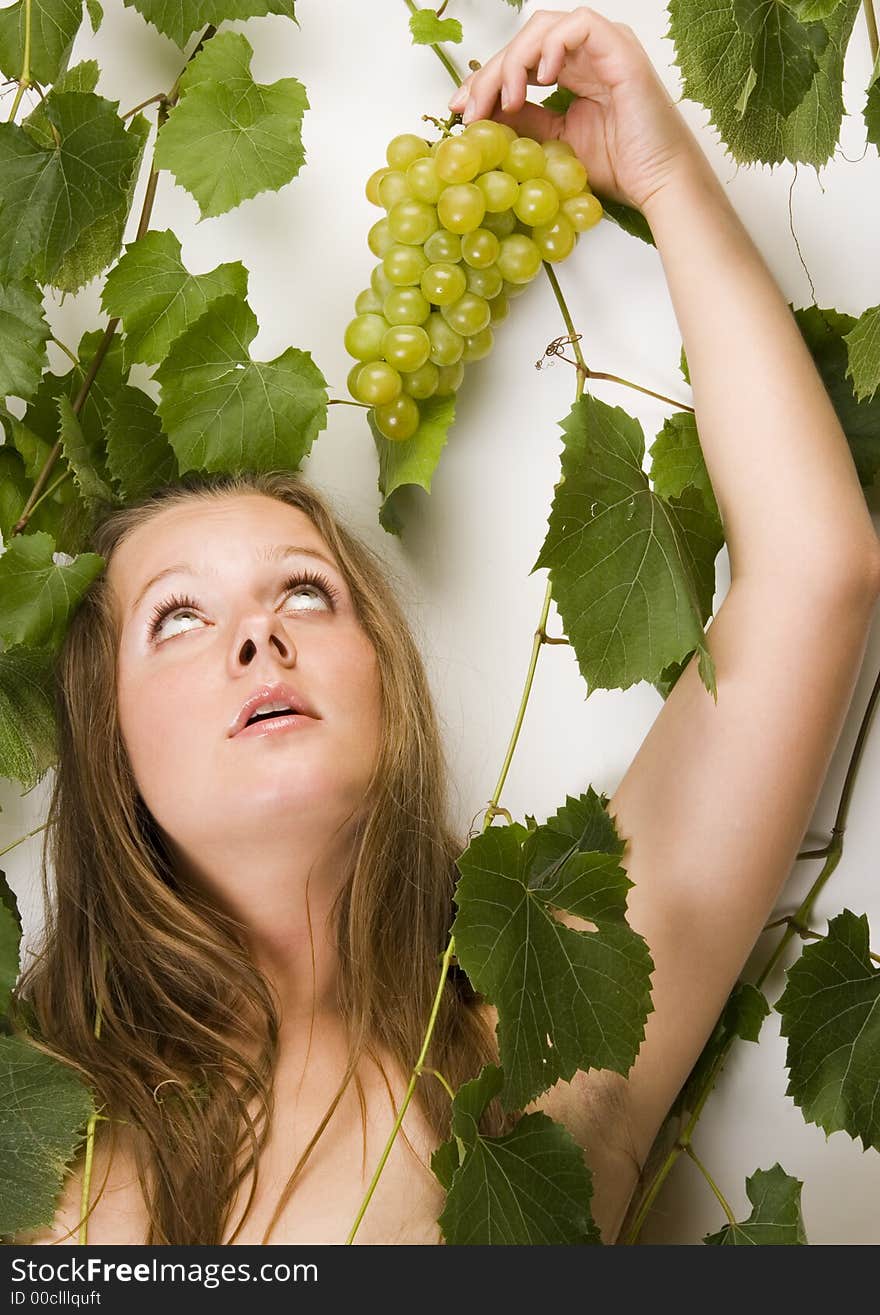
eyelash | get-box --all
[147,570,341,641]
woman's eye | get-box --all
[283,585,330,612]
[155,610,203,640]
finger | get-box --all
[452,10,561,120]
[491,102,563,147]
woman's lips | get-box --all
[233,713,319,739]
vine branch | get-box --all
[864,0,878,63]
[6,0,32,122]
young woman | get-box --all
[12,6,879,1246]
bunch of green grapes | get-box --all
[345,118,603,442]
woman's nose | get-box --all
[234,615,295,667]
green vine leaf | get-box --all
[102,229,249,368]
[451,790,655,1111]
[668,0,859,167]
[431,1063,602,1245]
[154,30,308,220]
[0,446,31,541]
[842,304,880,405]
[57,395,118,508]
[0,90,141,287]
[0,279,50,403]
[124,0,297,48]
[648,411,721,524]
[679,343,691,385]
[0,1034,95,1239]
[105,385,179,500]
[154,293,328,474]
[533,394,721,698]
[409,9,463,44]
[794,304,880,489]
[732,0,828,118]
[0,646,58,794]
[0,869,21,1019]
[784,0,845,18]
[0,0,86,87]
[703,1164,808,1244]
[367,393,455,536]
[776,908,880,1151]
[592,194,656,247]
[671,982,771,1122]
[0,532,104,652]
[865,49,880,146]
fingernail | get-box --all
[448,85,467,110]
[537,58,547,81]
[500,84,510,110]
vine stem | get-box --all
[403,0,465,85]
[0,821,47,860]
[864,0,879,63]
[623,660,880,1243]
[6,0,31,122]
[683,1143,738,1228]
[10,26,217,539]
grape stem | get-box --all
[6,0,32,122]
[403,0,466,84]
[863,0,878,62]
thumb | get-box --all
[488,101,564,147]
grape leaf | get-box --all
[502,0,525,9]
[680,343,691,385]
[0,279,50,403]
[842,304,880,404]
[0,646,58,794]
[0,446,30,540]
[541,87,577,113]
[671,982,771,1122]
[668,0,859,167]
[865,50,880,146]
[57,395,118,508]
[591,193,655,247]
[776,908,880,1151]
[0,90,140,286]
[368,393,455,536]
[793,304,880,489]
[0,869,21,1019]
[105,384,179,500]
[431,1063,602,1245]
[154,293,328,474]
[785,0,845,18]
[533,394,721,698]
[704,1164,808,1244]
[0,0,85,87]
[0,532,104,652]
[409,10,463,44]
[648,411,721,524]
[102,228,249,367]
[154,30,308,219]
[450,791,654,1111]
[732,0,828,117]
[86,0,102,30]
[124,0,297,48]
[0,1034,95,1238]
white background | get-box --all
[2,0,879,1244]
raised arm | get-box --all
[452,5,880,1236]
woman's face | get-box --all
[109,493,383,861]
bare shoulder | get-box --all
[475,1000,642,1245]
[11,1126,149,1246]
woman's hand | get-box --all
[448,5,705,214]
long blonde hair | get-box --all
[10,469,516,1244]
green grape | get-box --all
[503,137,547,182]
[388,199,439,245]
[497,122,517,144]
[383,243,429,286]
[434,134,483,184]
[424,229,462,263]
[377,170,410,209]
[531,214,576,262]
[462,326,494,362]
[354,360,403,406]
[462,118,510,171]
[496,233,542,284]
[401,360,440,399]
[420,261,467,306]
[561,192,604,231]
[406,156,444,204]
[355,287,384,315]
[344,312,389,362]
[381,323,431,372]
[475,169,519,213]
[374,394,420,441]
[437,183,486,234]
[543,152,588,199]
[461,228,500,269]
[386,133,430,170]
[347,362,364,398]
[425,311,464,365]
[513,178,560,226]
[488,291,510,323]
[371,263,395,299]
[542,138,575,158]
[367,217,395,258]
[441,292,490,337]
[384,286,431,325]
[480,208,517,238]
[366,167,389,206]
[465,263,503,300]
[435,360,464,394]
[502,278,527,299]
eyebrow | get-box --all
[129,544,342,618]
